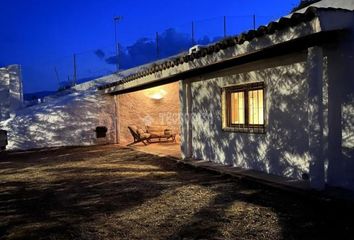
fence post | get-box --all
[191,21,195,46]
[54,67,60,87]
[73,54,77,85]
[156,32,160,59]
[253,14,256,30]
[114,16,123,72]
[224,16,227,38]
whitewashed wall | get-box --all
[181,53,310,180]
[323,26,354,191]
[180,40,354,191]
[299,0,354,12]
[0,71,151,151]
[0,65,23,121]
[1,89,116,150]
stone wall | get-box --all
[117,81,180,144]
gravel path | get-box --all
[0,145,353,240]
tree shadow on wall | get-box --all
[3,90,116,150]
[188,53,310,180]
[183,26,354,187]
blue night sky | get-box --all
[0,0,299,93]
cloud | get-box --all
[94,49,106,60]
[105,28,219,70]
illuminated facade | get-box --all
[101,5,354,192]
[3,1,354,192]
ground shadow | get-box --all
[0,145,354,240]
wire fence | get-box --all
[23,14,278,95]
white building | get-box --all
[101,2,354,191]
[2,0,354,192]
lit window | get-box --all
[223,82,265,133]
[230,92,245,124]
[248,89,264,125]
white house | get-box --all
[100,2,354,191]
[2,0,354,192]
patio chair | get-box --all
[127,125,151,146]
[146,125,177,143]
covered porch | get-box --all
[115,81,181,158]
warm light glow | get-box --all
[149,90,167,100]
[144,86,167,100]
[231,92,245,124]
[230,88,264,126]
[248,89,264,125]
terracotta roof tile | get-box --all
[99,7,352,90]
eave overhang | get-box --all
[99,7,353,95]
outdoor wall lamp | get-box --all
[149,89,167,100]
[145,87,167,100]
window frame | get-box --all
[223,82,266,133]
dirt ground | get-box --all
[0,145,353,240]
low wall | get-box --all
[0,65,23,121]
[2,90,116,150]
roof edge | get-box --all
[99,7,351,91]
